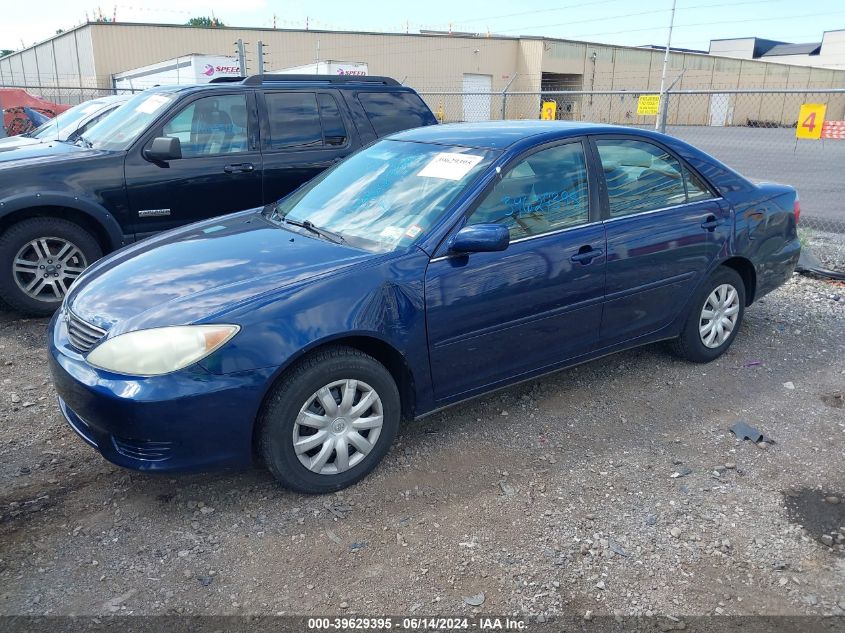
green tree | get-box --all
[0,49,14,57]
[186,16,225,27]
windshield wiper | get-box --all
[282,217,346,245]
[75,136,93,148]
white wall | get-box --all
[709,39,757,60]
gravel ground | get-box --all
[803,229,845,273]
[1,249,843,619]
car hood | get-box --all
[0,140,106,166]
[0,135,43,152]
[68,211,374,334]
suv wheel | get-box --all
[0,217,102,316]
[258,345,401,494]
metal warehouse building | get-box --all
[1,21,844,125]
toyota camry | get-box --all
[48,121,801,493]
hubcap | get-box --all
[699,283,740,349]
[13,237,87,303]
[292,379,384,475]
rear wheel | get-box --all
[258,346,401,494]
[0,217,101,316]
[672,266,746,363]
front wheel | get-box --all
[0,217,101,316]
[258,346,401,493]
[671,266,746,363]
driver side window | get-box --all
[466,142,590,240]
[161,94,249,158]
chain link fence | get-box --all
[0,85,138,107]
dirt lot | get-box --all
[1,249,843,620]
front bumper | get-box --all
[48,312,277,472]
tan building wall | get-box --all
[87,23,522,93]
[1,22,843,124]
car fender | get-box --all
[666,215,741,336]
[203,253,436,415]
[0,191,125,250]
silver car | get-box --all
[0,94,130,152]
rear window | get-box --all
[357,91,435,137]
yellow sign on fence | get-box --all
[540,101,557,120]
[796,103,827,140]
[637,94,661,116]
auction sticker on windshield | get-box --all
[379,226,404,240]
[418,152,484,180]
[135,94,171,114]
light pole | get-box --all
[655,0,677,132]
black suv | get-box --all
[0,75,437,315]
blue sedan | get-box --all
[48,121,801,493]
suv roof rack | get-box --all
[209,76,246,83]
[240,74,400,86]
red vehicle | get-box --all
[0,88,71,136]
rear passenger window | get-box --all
[596,139,686,217]
[357,92,434,136]
[317,94,348,146]
[265,92,322,149]
[467,142,590,240]
[685,166,714,202]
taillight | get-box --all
[793,198,801,224]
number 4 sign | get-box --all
[796,103,827,140]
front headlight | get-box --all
[86,325,240,376]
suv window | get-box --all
[265,92,323,149]
[317,94,348,146]
[162,94,248,157]
[467,142,590,240]
[357,92,434,136]
[596,139,711,217]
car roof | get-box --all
[148,78,413,96]
[389,120,664,150]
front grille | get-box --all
[66,311,107,353]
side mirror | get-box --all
[449,224,510,254]
[144,136,182,162]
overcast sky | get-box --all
[1,0,843,54]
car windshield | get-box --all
[31,100,106,141]
[269,139,497,252]
[78,91,176,151]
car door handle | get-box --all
[701,215,721,231]
[223,163,255,173]
[570,246,604,264]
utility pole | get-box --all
[235,38,246,76]
[655,0,677,132]
[257,41,265,76]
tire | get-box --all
[0,217,102,317]
[671,266,746,363]
[258,345,401,494]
